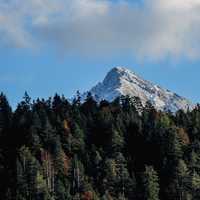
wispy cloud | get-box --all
[1,0,200,60]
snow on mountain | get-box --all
[82,67,194,112]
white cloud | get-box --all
[1,0,200,60]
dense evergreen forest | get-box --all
[1,91,200,200]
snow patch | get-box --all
[81,67,194,112]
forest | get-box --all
[1,92,200,200]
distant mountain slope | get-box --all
[81,67,194,112]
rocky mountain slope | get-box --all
[82,67,194,112]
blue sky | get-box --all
[0,0,200,107]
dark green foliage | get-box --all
[1,93,200,199]
[142,166,160,200]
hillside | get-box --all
[0,92,200,200]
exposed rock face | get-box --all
[82,67,194,112]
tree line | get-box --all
[0,92,200,200]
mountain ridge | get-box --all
[81,66,194,112]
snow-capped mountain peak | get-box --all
[82,67,194,112]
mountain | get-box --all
[81,67,194,112]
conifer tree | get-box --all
[174,160,190,200]
[142,166,160,200]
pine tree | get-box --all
[16,146,43,200]
[114,153,135,199]
[0,93,12,199]
[190,170,200,199]
[111,129,124,154]
[142,166,160,200]
[174,160,190,200]
[71,123,85,155]
[35,171,52,200]
[166,127,183,164]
